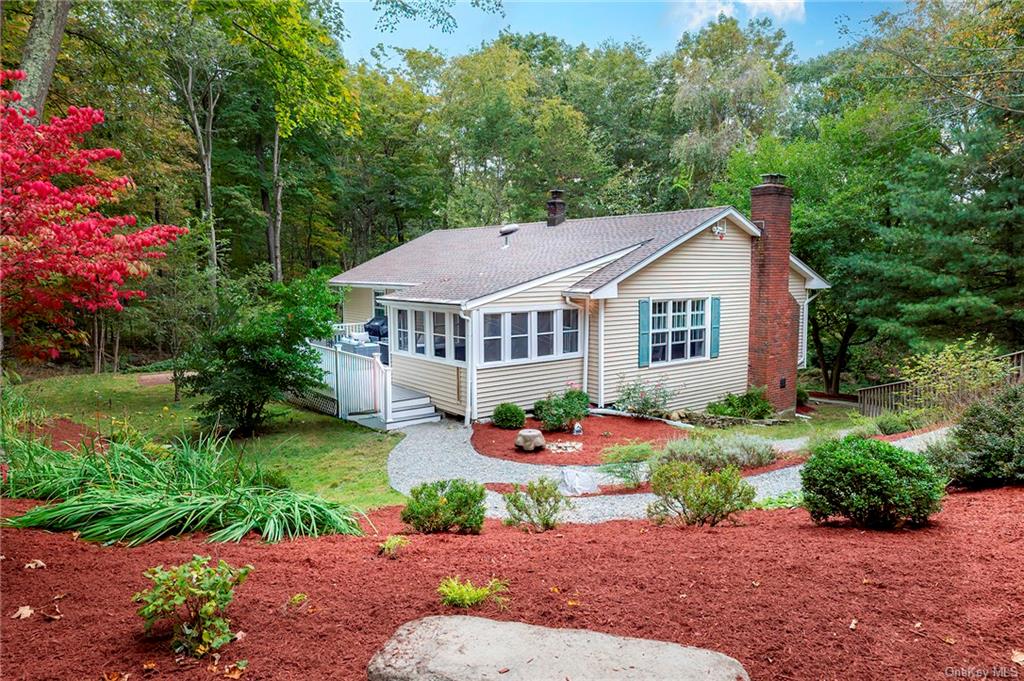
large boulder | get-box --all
[367,615,749,681]
[558,468,600,495]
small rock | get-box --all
[558,469,600,496]
[514,429,545,452]
[367,615,750,681]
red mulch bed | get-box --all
[3,489,1023,680]
[21,417,98,451]
[873,422,952,443]
[472,415,685,466]
[809,391,859,402]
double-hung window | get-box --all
[452,314,467,362]
[561,309,579,353]
[483,313,503,363]
[413,311,426,355]
[509,312,530,360]
[651,298,707,364]
[432,312,447,358]
[480,307,582,364]
[396,309,409,352]
[536,311,555,357]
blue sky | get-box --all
[335,0,905,64]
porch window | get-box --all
[651,298,708,364]
[396,309,409,352]
[483,313,503,362]
[561,309,579,353]
[536,311,555,357]
[510,312,530,360]
[452,314,467,362]
[413,311,426,355]
[432,311,447,358]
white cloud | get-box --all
[668,0,806,33]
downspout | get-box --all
[564,295,588,394]
[460,309,474,427]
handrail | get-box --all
[857,349,1023,416]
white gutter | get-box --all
[460,309,475,426]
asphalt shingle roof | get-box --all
[329,206,732,303]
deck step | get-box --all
[384,413,441,430]
[392,395,432,410]
[390,404,438,420]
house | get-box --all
[327,174,829,429]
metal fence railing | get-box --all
[857,350,1024,417]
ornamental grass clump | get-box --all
[647,461,754,527]
[599,440,656,487]
[133,555,251,658]
[503,477,572,531]
[437,576,508,608]
[801,436,946,529]
[659,434,775,472]
[1,432,362,544]
[400,479,486,534]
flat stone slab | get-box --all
[367,615,749,681]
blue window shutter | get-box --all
[710,297,721,359]
[637,298,651,367]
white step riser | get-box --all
[390,405,438,420]
[385,414,441,430]
[392,396,432,410]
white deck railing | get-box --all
[307,341,392,422]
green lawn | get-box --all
[17,373,406,509]
[695,403,861,443]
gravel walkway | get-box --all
[387,419,947,524]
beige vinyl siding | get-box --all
[586,299,599,397]
[476,358,584,417]
[342,286,374,323]
[390,353,467,416]
[601,223,752,411]
[492,265,603,307]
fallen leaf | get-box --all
[914,622,922,628]
[943,636,957,645]
[223,668,244,680]
[234,630,247,642]
[142,661,157,672]
[24,559,46,569]
[10,605,33,620]
[751,581,761,588]
[101,673,129,681]
[549,586,560,593]
[498,668,510,674]
[566,599,580,607]
[39,604,62,621]
[1010,650,1024,666]
[849,619,857,630]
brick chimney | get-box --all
[546,189,566,226]
[748,173,798,413]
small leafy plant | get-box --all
[133,555,252,658]
[400,479,486,534]
[377,534,411,558]
[533,389,589,432]
[437,576,509,608]
[751,491,803,510]
[801,436,946,529]
[647,461,754,527]
[706,386,775,419]
[503,477,572,531]
[492,403,526,429]
[599,440,656,487]
[615,377,675,417]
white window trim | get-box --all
[648,295,712,367]
[476,304,584,367]
[388,303,468,367]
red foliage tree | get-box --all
[0,70,187,358]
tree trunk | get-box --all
[269,122,284,282]
[112,327,120,374]
[17,0,72,119]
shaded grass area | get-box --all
[16,373,405,509]
[695,403,859,444]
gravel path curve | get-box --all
[386,419,947,524]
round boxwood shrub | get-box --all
[492,402,526,429]
[400,479,486,534]
[801,436,946,529]
[943,384,1024,487]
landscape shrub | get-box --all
[133,555,252,657]
[599,440,656,487]
[937,384,1024,487]
[659,434,776,472]
[647,461,754,527]
[800,436,946,529]
[503,477,572,531]
[2,433,361,544]
[615,377,674,417]
[377,534,411,559]
[705,386,775,419]
[437,576,508,608]
[400,479,486,534]
[873,408,936,436]
[492,402,526,429]
[900,335,1012,418]
[534,390,588,432]
[796,385,810,407]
